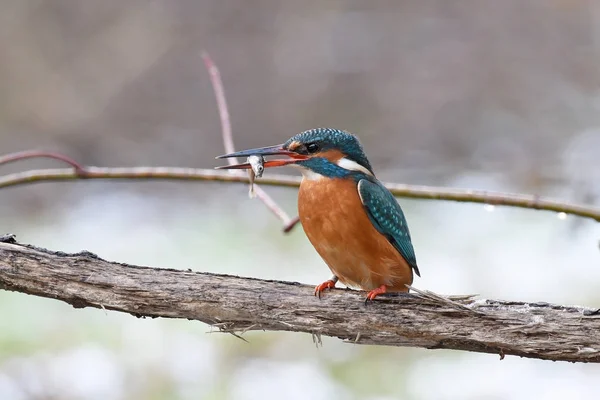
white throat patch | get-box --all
[336,157,373,176]
[300,169,325,181]
[291,164,324,181]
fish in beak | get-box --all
[215,144,308,170]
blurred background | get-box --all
[1,1,600,399]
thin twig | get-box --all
[283,216,301,233]
[201,52,236,161]
[202,52,298,231]
[0,150,86,174]
[406,285,483,314]
[0,166,598,222]
[208,322,250,343]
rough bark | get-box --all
[1,235,599,363]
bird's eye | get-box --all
[306,143,320,154]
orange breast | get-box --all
[298,177,413,292]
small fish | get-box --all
[247,155,265,198]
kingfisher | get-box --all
[216,128,420,302]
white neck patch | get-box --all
[337,157,373,176]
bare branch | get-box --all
[0,166,598,222]
[0,150,86,174]
[202,52,236,160]
[1,238,600,363]
[202,51,297,231]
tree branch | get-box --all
[1,237,600,363]
[1,54,598,225]
[0,150,86,173]
[202,52,297,230]
[0,166,599,222]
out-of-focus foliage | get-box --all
[1,1,600,399]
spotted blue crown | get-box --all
[285,128,374,174]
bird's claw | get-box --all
[314,279,337,299]
[364,285,388,305]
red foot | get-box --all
[365,285,388,304]
[314,280,336,298]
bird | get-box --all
[216,128,420,302]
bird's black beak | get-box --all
[215,144,308,170]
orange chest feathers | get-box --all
[297,177,413,291]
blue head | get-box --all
[216,128,374,179]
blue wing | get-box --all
[357,178,420,277]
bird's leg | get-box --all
[314,275,338,299]
[365,284,388,304]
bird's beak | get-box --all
[215,144,308,170]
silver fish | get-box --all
[247,155,265,198]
